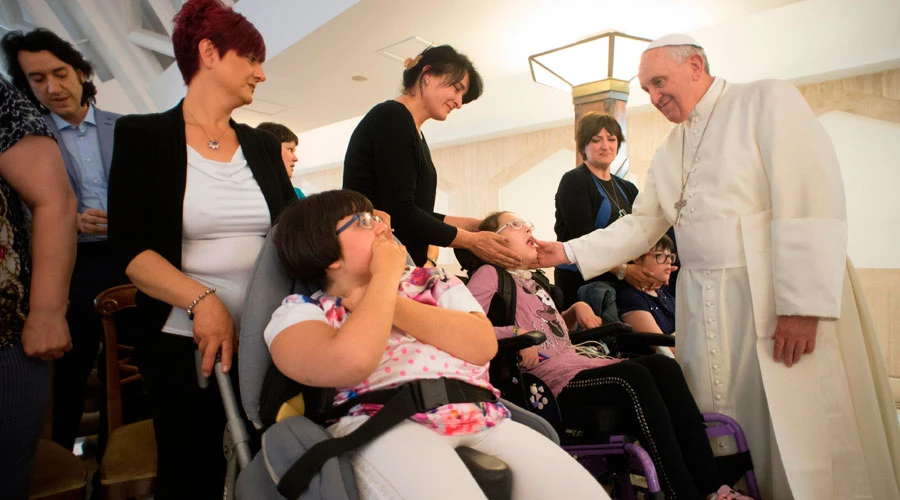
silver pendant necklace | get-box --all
[596,174,627,219]
[674,80,727,226]
[184,106,227,151]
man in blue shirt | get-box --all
[2,28,128,452]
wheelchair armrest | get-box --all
[497,331,546,353]
[617,332,676,349]
[568,322,632,344]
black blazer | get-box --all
[108,100,295,336]
[554,163,639,243]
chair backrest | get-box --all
[240,227,312,429]
[94,284,139,437]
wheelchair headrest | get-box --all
[240,225,320,429]
[453,247,486,276]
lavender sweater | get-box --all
[467,266,619,396]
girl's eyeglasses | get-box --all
[650,252,677,264]
[495,219,535,234]
[336,212,384,234]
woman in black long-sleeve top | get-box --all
[343,45,519,268]
[107,1,293,497]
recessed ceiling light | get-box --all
[351,75,368,82]
[376,36,432,63]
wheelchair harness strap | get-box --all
[486,265,554,327]
[276,378,496,499]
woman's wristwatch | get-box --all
[616,263,628,280]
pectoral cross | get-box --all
[674,197,687,226]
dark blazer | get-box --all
[42,106,120,205]
[107,100,295,336]
[554,163,639,243]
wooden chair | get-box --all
[28,364,86,500]
[94,284,156,500]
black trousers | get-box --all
[136,331,227,500]
[53,240,128,450]
[557,354,722,499]
[0,345,50,500]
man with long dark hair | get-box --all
[2,28,128,453]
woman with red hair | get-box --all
[108,0,294,497]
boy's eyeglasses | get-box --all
[650,252,677,264]
[495,219,535,234]
[336,212,384,235]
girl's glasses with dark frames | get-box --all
[495,219,535,234]
[650,252,677,264]
[336,212,384,235]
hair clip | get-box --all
[403,54,423,70]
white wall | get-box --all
[498,148,575,241]
[820,111,900,268]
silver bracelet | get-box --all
[186,287,216,320]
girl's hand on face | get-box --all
[573,302,603,329]
[340,285,368,311]
[370,234,407,281]
[518,346,540,369]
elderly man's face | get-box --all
[638,48,702,124]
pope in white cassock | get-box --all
[538,34,900,499]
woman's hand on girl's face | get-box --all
[624,264,665,291]
[573,302,603,329]
[370,234,407,280]
[470,231,522,269]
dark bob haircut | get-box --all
[274,190,374,290]
[477,211,509,233]
[1,28,97,112]
[402,44,483,104]
[172,0,266,85]
[575,112,625,160]
[650,234,675,254]
[257,122,298,144]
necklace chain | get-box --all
[595,174,627,219]
[674,80,727,226]
[184,106,227,151]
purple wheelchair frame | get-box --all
[564,412,761,500]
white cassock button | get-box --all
[706,285,712,290]
[714,380,721,385]
[711,349,719,354]
[690,208,695,213]
[706,301,712,306]
[712,364,720,370]
[694,128,700,134]
[708,334,716,340]
[715,395,722,401]
[707,318,713,324]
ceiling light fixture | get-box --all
[528,30,650,169]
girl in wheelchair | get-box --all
[263,190,609,500]
[466,211,751,500]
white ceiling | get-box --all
[241,0,800,132]
[5,0,899,172]
[231,0,900,171]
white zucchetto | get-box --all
[645,34,703,51]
